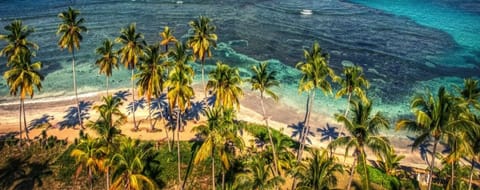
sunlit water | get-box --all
[0,0,478,125]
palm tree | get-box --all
[116,23,146,131]
[71,137,107,190]
[165,53,195,189]
[95,39,119,95]
[456,78,480,110]
[109,137,157,190]
[0,20,38,64]
[4,51,43,141]
[207,61,243,110]
[329,98,391,190]
[464,113,480,190]
[295,41,336,163]
[335,65,369,118]
[246,62,281,177]
[187,16,218,96]
[396,87,459,190]
[160,26,177,52]
[57,6,87,128]
[294,148,343,190]
[235,156,284,190]
[136,44,165,131]
[88,95,126,189]
[376,148,405,177]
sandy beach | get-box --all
[0,84,429,170]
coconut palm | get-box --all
[109,137,157,190]
[136,44,165,131]
[376,148,405,177]
[165,54,195,188]
[295,41,336,163]
[160,26,177,52]
[464,113,480,190]
[71,137,107,190]
[57,6,87,128]
[294,148,343,190]
[235,156,284,190]
[116,23,146,131]
[456,78,480,111]
[207,61,243,110]
[88,95,126,189]
[0,20,38,64]
[335,65,369,118]
[187,16,218,95]
[95,39,119,95]
[396,87,459,190]
[246,62,281,177]
[4,51,43,141]
[328,98,390,190]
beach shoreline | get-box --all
[0,84,430,170]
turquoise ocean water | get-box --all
[0,0,478,121]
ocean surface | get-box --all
[0,0,479,121]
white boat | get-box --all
[301,9,312,15]
[176,1,183,4]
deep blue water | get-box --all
[0,0,478,118]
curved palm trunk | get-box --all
[18,97,23,141]
[260,92,279,177]
[212,147,216,190]
[22,99,30,140]
[177,110,183,190]
[131,68,138,131]
[427,139,439,190]
[72,50,83,129]
[468,158,475,190]
[347,153,358,190]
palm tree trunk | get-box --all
[149,99,154,131]
[89,167,93,190]
[427,139,439,190]
[18,97,23,141]
[106,76,109,96]
[72,49,83,129]
[106,167,110,190]
[22,98,30,140]
[347,153,357,190]
[160,109,172,152]
[212,147,216,190]
[340,92,352,136]
[222,170,225,190]
[260,92,279,177]
[201,58,206,98]
[177,110,183,190]
[131,68,137,131]
[468,158,474,190]
[359,149,369,190]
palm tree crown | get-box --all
[116,23,145,70]
[4,52,43,99]
[57,7,87,52]
[0,20,38,63]
[207,61,243,110]
[294,148,343,190]
[160,26,177,52]
[187,16,218,63]
[247,62,279,101]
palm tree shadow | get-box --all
[407,136,432,166]
[287,121,314,145]
[58,101,92,129]
[185,100,206,122]
[113,90,131,101]
[206,94,216,107]
[0,156,52,190]
[28,114,54,130]
[127,97,146,116]
[317,123,340,142]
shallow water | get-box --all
[0,0,478,122]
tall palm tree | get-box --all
[116,23,146,131]
[329,98,391,190]
[187,16,218,96]
[57,6,87,128]
[396,87,459,190]
[335,65,369,118]
[88,95,126,190]
[71,137,107,190]
[235,156,284,190]
[376,148,405,177]
[294,148,343,190]
[456,78,480,110]
[165,54,195,189]
[295,41,336,163]
[0,20,38,64]
[207,61,243,110]
[136,44,165,131]
[464,113,480,190]
[247,62,280,177]
[160,26,177,52]
[95,39,119,95]
[109,137,157,190]
[4,51,43,141]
